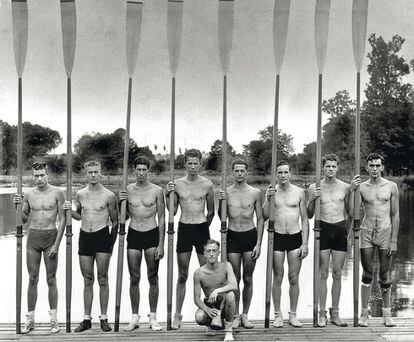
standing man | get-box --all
[263,160,309,328]
[350,153,399,327]
[218,159,264,329]
[118,156,165,331]
[307,154,358,327]
[194,239,237,342]
[63,160,118,332]
[13,161,66,334]
[166,149,215,329]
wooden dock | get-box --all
[0,318,413,341]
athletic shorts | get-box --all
[176,222,210,254]
[273,231,302,252]
[227,228,257,253]
[127,227,159,250]
[320,220,348,252]
[78,226,112,256]
[27,228,57,253]
[360,225,392,250]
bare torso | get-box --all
[24,185,63,229]
[127,182,161,231]
[273,184,303,234]
[176,176,213,224]
[227,184,260,231]
[197,262,228,298]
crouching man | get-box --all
[193,239,238,341]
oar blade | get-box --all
[218,0,234,75]
[12,0,28,77]
[167,0,183,76]
[273,0,290,75]
[314,0,331,74]
[126,1,143,78]
[60,0,77,78]
[352,0,368,72]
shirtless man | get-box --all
[350,153,399,327]
[307,154,358,327]
[194,239,237,341]
[166,148,215,329]
[118,156,165,331]
[263,160,309,328]
[13,162,65,334]
[63,160,118,332]
[218,159,264,328]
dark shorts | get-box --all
[127,227,159,251]
[78,226,112,256]
[227,228,257,253]
[203,297,225,327]
[273,231,302,252]
[320,220,348,252]
[176,222,210,254]
[27,228,57,253]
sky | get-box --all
[0,0,413,155]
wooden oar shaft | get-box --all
[65,77,73,333]
[220,75,228,262]
[353,72,361,327]
[265,74,280,328]
[313,73,323,327]
[167,76,176,330]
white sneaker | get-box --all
[273,312,283,328]
[50,320,61,333]
[171,313,182,330]
[21,315,34,334]
[124,315,140,331]
[231,315,240,329]
[148,313,162,331]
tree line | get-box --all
[1,34,413,176]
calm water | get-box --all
[0,189,413,323]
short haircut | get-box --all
[134,156,150,169]
[31,161,48,171]
[84,160,101,169]
[276,160,290,171]
[184,148,202,162]
[366,153,385,165]
[322,153,339,167]
[231,158,249,171]
[203,239,220,250]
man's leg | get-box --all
[329,250,347,326]
[96,252,111,331]
[172,252,191,329]
[125,248,142,331]
[75,255,94,332]
[286,248,302,327]
[43,249,60,333]
[272,251,285,327]
[378,249,395,327]
[359,247,374,327]
[227,252,241,327]
[145,247,162,331]
[318,249,331,327]
[223,292,236,341]
[240,251,256,328]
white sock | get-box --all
[132,313,140,321]
[100,314,107,320]
[49,309,57,321]
[27,311,35,321]
[83,314,92,320]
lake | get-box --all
[0,189,413,323]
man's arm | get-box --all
[108,192,119,247]
[71,192,82,221]
[49,190,66,258]
[388,182,400,255]
[21,193,30,224]
[252,190,264,260]
[165,181,179,215]
[299,190,309,259]
[205,182,215,227]
[217,189,228,221]
[155,187,166,260]
[306,183,317,218]
[193,270,215,315]
[262,186,273,220]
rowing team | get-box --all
[13,150,399,341]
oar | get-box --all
[218,0,234,262]
[166,0,183,330]
[114,1,143,332]
[264,0,291,328]
[351,0,368,327]
[11,0,28,334]
[59,0,76,332]
[313,0,331,327]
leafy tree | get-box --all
[151,159,166,174]
[175,154,185,169]
[243,126,294,175]
[206,139,236,171]
[297,142,316,173]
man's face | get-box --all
[86,165,101,184]
[204,243,220,264]
[185,157,201,176]
[276,165,290,184]
[323,160,338,178]
[33,169,48,188]
[366,158,384,179]
[135,164,148,182]
[232,164,247,183]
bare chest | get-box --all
[128,191,157,209]
[29,194,57,211]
